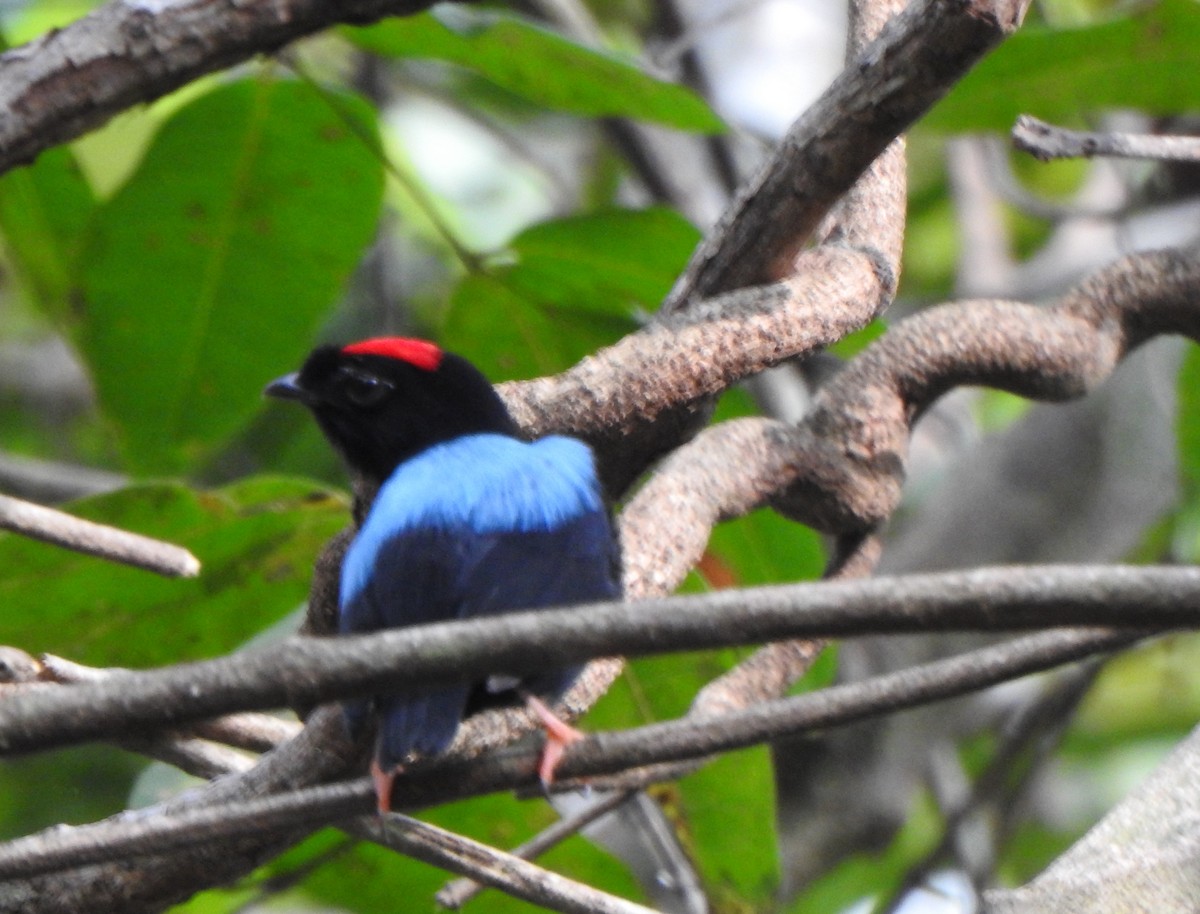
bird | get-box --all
[265,337,620,812]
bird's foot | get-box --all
[370,758,399,815]
[524,693,584,787]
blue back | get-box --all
[339,434,619,767]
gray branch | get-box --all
[1013,114,1200,163]
[0,564,1195,757]
[0,626,1142,881]
[0,494,199,578]
[0,0,442,176]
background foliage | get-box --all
[0,0,1198,911]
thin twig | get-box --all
[0,493,200,578]
[437,789,638,908]
[872,662,1101,914]
[1013,114,1200,163]
[353,813,657,914]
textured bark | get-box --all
[0,0,440,174]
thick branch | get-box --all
[769,248,1200,531]
[665,0,1028,305]
[0,564,1195,756]
[0,0,440,175]
[0,627,1143,881]
[498,0,1024,464]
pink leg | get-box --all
[370,758,397,815]
[525,694,584,786]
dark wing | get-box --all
[456,509,620,698]
[459,509,619,616]
[339,509,618,767]
[340,527,482,765]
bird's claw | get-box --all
[371,758,398,815]
[524,694,585,787]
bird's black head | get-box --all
[266,338,519,483]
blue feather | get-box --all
[340,434,603,608]
[338,433,618,769]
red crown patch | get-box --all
[343,337,443,371]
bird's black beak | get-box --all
[264,372,311,403]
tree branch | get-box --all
[0,705,357,914]
[0,493,199,577]
[0,0,442,176]
[0,564,1195,757]
[0,626,1144,881]
[664,0,1028,305]
[1013,114,1200,163]
[769,248,1200,531]
[498,0,1028,488]
[436,790,638,908]
[354,813,657,914]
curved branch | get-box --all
[498,0,1024,471]
[769,248,1200,530]
[665,0,1028,304]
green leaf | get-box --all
[704,508,827,588]
[0,746,144,842]
[997,820,1078,887]
[588,654,779,905]
[830,319,886,360]
[925,0,1200,132]
[681,748,779,906]
[0,476,347,667]
[347,9,725,133]
[1178,346,1200,493]
[444,207,699,381]
[1069,633,1200,745]
[0,145,95,322]
[75,78,385,474]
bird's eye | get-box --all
[338,369,393,408]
